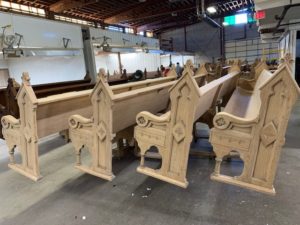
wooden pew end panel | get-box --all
[210,174,276,195]
[69,115,115,181]
[135,111,189,188]
[135,72,202,188]
[2,115,42,181]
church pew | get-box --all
[0,75,93,139]
[110,67,177,94]
[237,59,269,91]
[134,67,240,188]
[194,62,241,137]
[68,68,207,181]
[0,70,181,181]
[209,61,300,195]
[144,68,161,79]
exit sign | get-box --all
[255,10,266,20]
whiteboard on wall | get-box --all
[7,52,86,85]
[0,12,86,84]
[171,55,183,66]
[94,53,120,75]
[120,53,160,73]
[160,55,170,67]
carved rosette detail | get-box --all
[138,116,146,125]
[70,119,77,126]
[172,121,185,143]
[260,121,278,147]
[215,118,226,127]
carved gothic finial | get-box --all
[186,59,193,69]
[21,72,31,86]
[280,53,294,68]
[97,68,108,83]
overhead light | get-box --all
[207,6,217,14]
[222,21,229,26]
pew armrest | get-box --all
[135,111,171,149]
[1,115,20,129]
[213,112,258,130]
[136,111,171,127]
[69,115,92,129]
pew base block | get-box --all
[75,165,115,181]
[8,164,42,182]
[137,166,188,188]
[210,174,276,196]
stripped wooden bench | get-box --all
[134,67,240,188]
[1,71,178,181]
[209,62,300,195]
[68,68,207,181]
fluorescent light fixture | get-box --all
[237,8,248,12]
[235,13,247,24]
[207,6,217,14]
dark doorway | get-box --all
[296,31,300,86]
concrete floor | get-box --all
[0,100,299,225]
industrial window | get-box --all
[0,1,46,17]
[125,28,134,34]
[138,31,144,36]
[54,15,94,26]
[146,31,153,38]
[106,26,123,32]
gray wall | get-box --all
[160,21,222,59]
[225,24,260,41]
[159,22,260,61]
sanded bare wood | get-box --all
[69,79,175,180]
[0,68,183,181]
[195,61,241,131]
[1,74,93,181]
[237,59,269,91]
[0,76,93,139]
[134,66,240,188]
[111,68,177,94]
[68,66,207,181]
[209,61,300,195]
[144,68,161,79]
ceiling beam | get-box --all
[104,0,170,24]
[138,18,192,31]
[50,0,98,13]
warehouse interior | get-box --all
[0,0,300,225]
